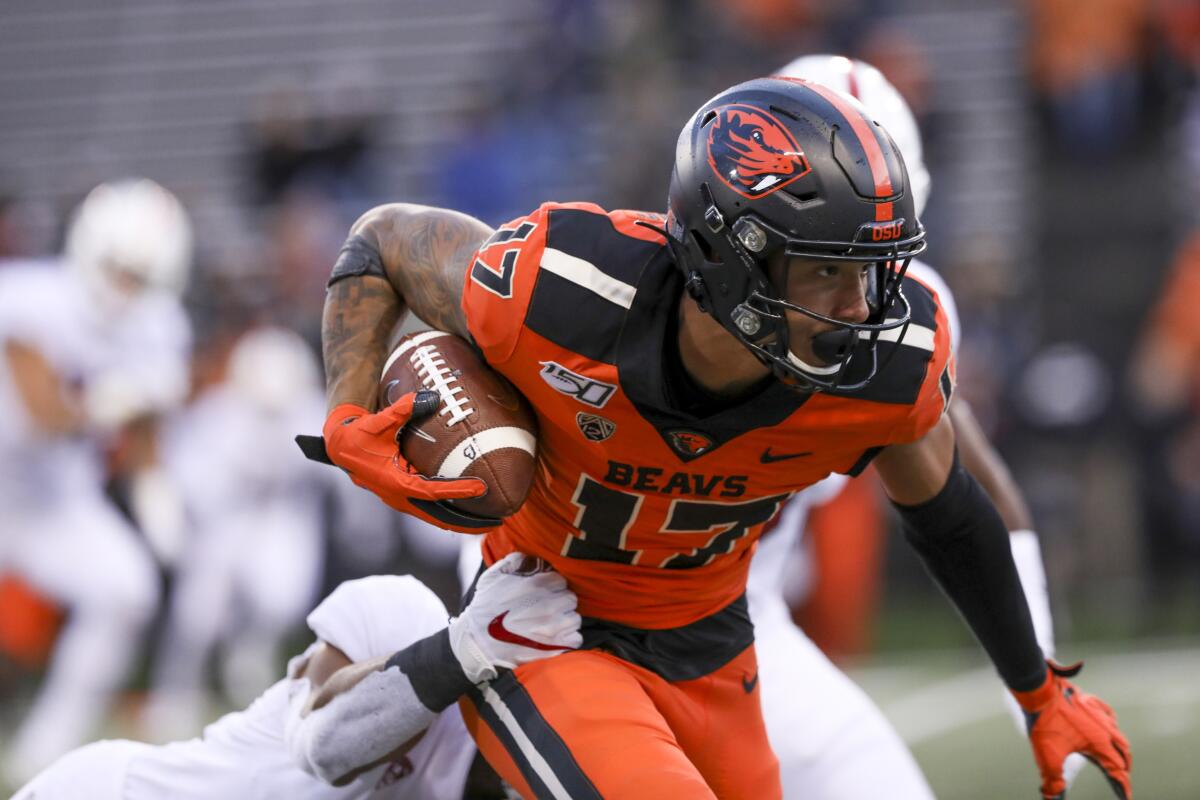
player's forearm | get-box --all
[287,628,474,785]
[322,274,403,412]
[894,453,1047,691]
[5,339,86,436]
[305,656,387,714]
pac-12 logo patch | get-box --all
[538,361,617,408]
[576,412,615,442]
[667,430,715,460]
[707,104,811,199]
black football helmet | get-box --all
[665,76,926,392]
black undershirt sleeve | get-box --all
[893,451,1047,692]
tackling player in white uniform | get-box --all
[0,179,193,783]
[14,552,582,800]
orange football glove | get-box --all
[1012,661,1132,800]
[319,391,495,530]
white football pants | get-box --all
[754,597,935,800]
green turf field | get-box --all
[848,638,1200,799]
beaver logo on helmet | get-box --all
[706,104,811,199]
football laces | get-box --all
[411,344,474,426]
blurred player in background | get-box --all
[1128,226,1200,615]
[14,553,582,799]
[0,179,193,782]
[142,326,329,740]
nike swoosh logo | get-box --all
[760,447,812,463]
[487,612,569,652]
[742,672,758,694]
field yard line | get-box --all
[877,666,1003,745]
[870,644,1200,746]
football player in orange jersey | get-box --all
[313,77,1131,799]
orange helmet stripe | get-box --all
[792,79,897,222]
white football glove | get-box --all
[449,552,583,683]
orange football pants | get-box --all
[459,643,781,799]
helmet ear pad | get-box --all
[669,200,789,350]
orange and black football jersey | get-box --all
[462,202,955,629]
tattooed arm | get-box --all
[322,204,494,412]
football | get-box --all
[379,330,538,520]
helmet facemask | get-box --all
[667,189,923,393]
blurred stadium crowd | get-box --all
[1,0,1199,790]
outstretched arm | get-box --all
[285,554,582,786]
[874,415,1131,799]
[286,646,410,787]
[875,414,1046,688]
[951,399,1054,658]
[4,339,85,435]
[322,204,493,412]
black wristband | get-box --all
[894,451,1047,692]
[384,628,475,712]
[328,234,387,287]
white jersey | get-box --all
[16,575,479,800]
[906,258,960,353]
[0,260,190,509]
[745,474,846,619]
